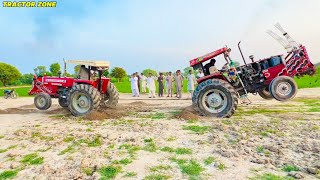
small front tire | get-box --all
[34,93,52,110]
[269,76,297,101]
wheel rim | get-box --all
[276,82,292,96]
[36,96,46,108]
[72,93,91,113]
[201,89,228,113]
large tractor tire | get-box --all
[101,82,119,108]
[258,87,273,100]
[269,76,297,101]
[67,84,101,116]
[34,92,52,110]
[192,79,238,118]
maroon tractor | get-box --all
[190,23,316,118]
[29,60,119,116]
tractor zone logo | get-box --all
[2,1,57,7]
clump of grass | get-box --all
[143,142,157,152]
[79,135,103,147]
[282,164,299,172]
[0,135,5,139]
[150,165,172,172]
[182,125,211,134]
[0,170,19,179]
[166,136,176,142]
[86,128,93,132]
[99,165,122,179]
[21,153,44,165]
[222,119,232,125]
[217,163,226,170]
[63,136,75,143]
[82,167,93,176]
[144,138,154,143]
[187,119,198,124]
[143,173,171,180]
[31,132,54,141]
[59,144,77,155]
[171,158,204,178]
[175,148,192,155]
[256,146,265,153]
[119,158,133,165]
[0,149,8,153]
[151,113,166,119]
[251,173,294,180]
[119,144,141,157]
[160,146,175,153]
[203,156,215,165]
[123,171,137,177]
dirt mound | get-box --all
[175,106,201,120]
[128,101,148,106]
[84,110,125,120]
[46,108,70,115]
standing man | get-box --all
[158,73,164,97]
[135,72,141,94]
[175,70,183,98]
[140,73,147,93]
[187,70,197,99]
[147,73,156,98]
[166,71,174,97]
[130,73,139,97]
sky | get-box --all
[1,0,320,74]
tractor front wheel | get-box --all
[192,79,238,118]
[101,82,119,108]
[34,92,52,110]
[269,76,297,101]
[67,84,101,116]
[258,87,273,100]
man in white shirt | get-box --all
[147,73,156,98]
[130,73,139,97]
[140,73,147,93]
[196,69,204,79]
[187,70,197,99]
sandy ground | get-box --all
[0,89,319,180]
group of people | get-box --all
[130,69,205,99]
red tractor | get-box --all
[190,23,317,118]
[29,60,119,116]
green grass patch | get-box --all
[256,146,265,153]
[150,165,172,172]
[0,87,31,97]
[282,164,299,172]
[250,173,294,180]
[118,158,133,165]
[217,163,226,170]
[0,136,5,139]
[59,144,77,155]
[21,153,44,165]
[175,148,192,155]
[78,135,103,147]
[165,136,176,142]
[182,125,211,134]
[119,144,141,157]
[143,173,171,180]
[31,132,54,142]
[63,136,75,143]
[99,165,122,179]
[143,142,157,152]
[171,158,204,178]
[123,171,137,178]
[0,170,19,179]
[203,156,216,165]
[294,66,320,89]
[187,119,198,124]
[160,146,175,153]
[82,167,93,176]
[151,113,166,120]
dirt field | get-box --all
[0,89,319,180]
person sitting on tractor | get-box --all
[204,58,219,75]
[79,65,90,79]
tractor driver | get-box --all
[79,65,90,79]
[204,59,219,75]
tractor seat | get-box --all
[4,90,11,93]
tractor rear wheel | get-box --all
[101,82,119,108]
[68,84,101,116]
[192,79,238,118]
[34,92,52,110]
[269,76,297,101]
[258,87,273,100]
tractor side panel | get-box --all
[101,78,110,94]
[29,76,74,96]
[262,64,287,84]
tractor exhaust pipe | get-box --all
[238,41,247,65]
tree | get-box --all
[49,63,61,76]
[142,69,158,77]
[19,73,34,85]
[103,69,109,77]
[183,67,194,77]
[110,67,127,82]
[34,66,47,77]
[0,62,21,86]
